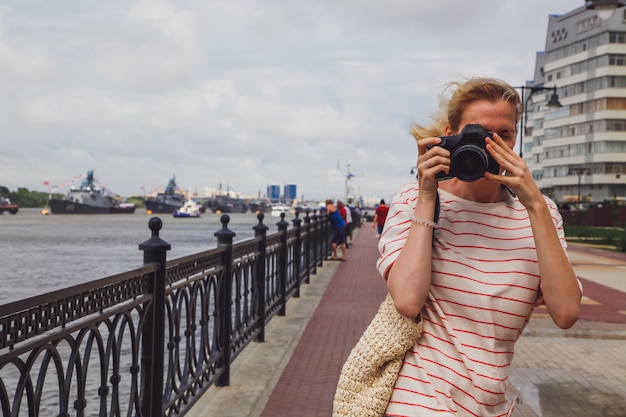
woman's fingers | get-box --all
[486,134,521,173]
[418,138,450,178]
[417,136,442,155]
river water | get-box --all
[0,208,279,304]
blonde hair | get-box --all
[411,77,522,140]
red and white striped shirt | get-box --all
[378,184,570,417]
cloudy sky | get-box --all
[1,0,580,203]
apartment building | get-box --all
[525,5,626,203]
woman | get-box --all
[378,78,581,416]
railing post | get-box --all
[311,210,319,272]
[303,209,311,283]
[276,212,289,316]
[322,210,331,260]
[253,213,269,343]
[215,214,236,387]
[138,217,171,417]
[292,212,303,297]
[316,210,327,266]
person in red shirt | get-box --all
[326,199,347,261]
[372,199,389,238]
[337,201,353,247]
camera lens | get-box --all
[450,145,489,182]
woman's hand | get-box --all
[416,137,448,198]
[483,133,543,209]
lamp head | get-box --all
[546,92,562,108]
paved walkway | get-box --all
[187,228,626,417]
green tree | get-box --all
[0,185,54,207]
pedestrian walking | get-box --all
[338,201,353,247]
[372,199,389,238]
[326,199,347,261]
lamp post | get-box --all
[585,0,626,20]
[569,166,590,225]
[516,85,562,159]
[569,166,590,204]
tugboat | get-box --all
[0,195,19,214]
[47,170,136,214]
[173,199,202,218]
[144,177,186,214]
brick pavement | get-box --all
[188,228,626,417]
[260,227,388,416]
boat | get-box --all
[47,170,136,214]
[173,199,202,218]
[204,195,249,214]
[270,203,291,217]
[144,177,186,214]
[293,203,312,215]
[0,196,19,214]
[248,199,272,214]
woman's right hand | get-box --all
[416,137,449,197]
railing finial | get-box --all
[149,217,163,237]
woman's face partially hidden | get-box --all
[445,99,517,150]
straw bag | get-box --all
[332,293,423,417]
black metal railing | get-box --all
[0,210,330,417]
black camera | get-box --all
[427,124,500,182]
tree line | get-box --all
[0,186,57,207]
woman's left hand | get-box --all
[483,132,543,209]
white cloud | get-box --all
[0,0,579,202]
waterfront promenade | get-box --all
[187,228,626,417]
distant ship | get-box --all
[248,199,272,214]
[47,170,136,214]
[204,195,249,214]
[270,203,291,217]
[144,177,186,214]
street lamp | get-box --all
[516,85,562,159]
[585,0,626,20]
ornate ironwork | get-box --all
[0,211,331,417]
